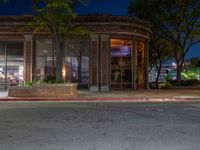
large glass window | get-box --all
[35,38,90,88]
[63,39,90,86]
[0,40,24,90]
[110,39,132,90]
[35,39,54,81]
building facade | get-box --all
[0,14,151,91]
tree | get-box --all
[30,0,87,82]
[129,0,200,82]
[149,33,173,88]
[190,57,200,68]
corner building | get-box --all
[0,14,151,91]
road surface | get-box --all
[0,101,200,150]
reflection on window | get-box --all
[35,39,90,86]
[111,39,132,57]
[63,39,90,84]
[35,39,54,81]
[110,39,132,89]
[0,41,24,90]
[63,56,89,84]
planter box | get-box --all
[8,83,78,97]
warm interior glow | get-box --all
[111,39,132,48]
[62,66,66,81]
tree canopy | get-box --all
[29,0,87,82]
[129,0,200,82]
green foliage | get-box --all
[28,0,88,83]
[129,0,200,82]
[182,69,198,80]
[163,81,171,89]
[29,0,88,34]
[180,79,200,86]
[190,58,200,68]
[169,79,200,86]
[55,80,64,83]
[150,35,172,64]
[43,76,56,84]
[169,80,178,86]
[26,81,34,87]
[148,28,173,88]
[30,0,74,34]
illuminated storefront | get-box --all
[110,39,133,89]
[0,15,151,91]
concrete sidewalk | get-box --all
[79,89,200,99]
[0,89,199,102]
[78,89,200,102]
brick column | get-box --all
[24,34,33,82]
[132,38,137,90]
[145,39,150,89]
[90,34,99,92]
[100,34,110,92]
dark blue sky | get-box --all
[0,0,130,15]
[0,0,200,59]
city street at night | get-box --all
[1,0,200,149]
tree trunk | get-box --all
[176,61,182,83]
[55,36,63,83]
[155,61,162,89]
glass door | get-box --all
[111,39,132,90]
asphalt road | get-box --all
[0,101,200,150]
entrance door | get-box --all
[110,39,132,90]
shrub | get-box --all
[55,80,64,83]
[169,79,200,86]
[43,76,56,84]
[169,80,178,86]
[180,79,200,86]
[163,81,171,89]
[26,81,34,87]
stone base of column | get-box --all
[90,86,99,92]
[100,85,109,92]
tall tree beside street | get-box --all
[128,0,200,82]
[30,0,87,82]
[149,34,173,88]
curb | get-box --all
[0,97,199,102]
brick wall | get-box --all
[24,35,33,82]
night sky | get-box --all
[0,0,200,59]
